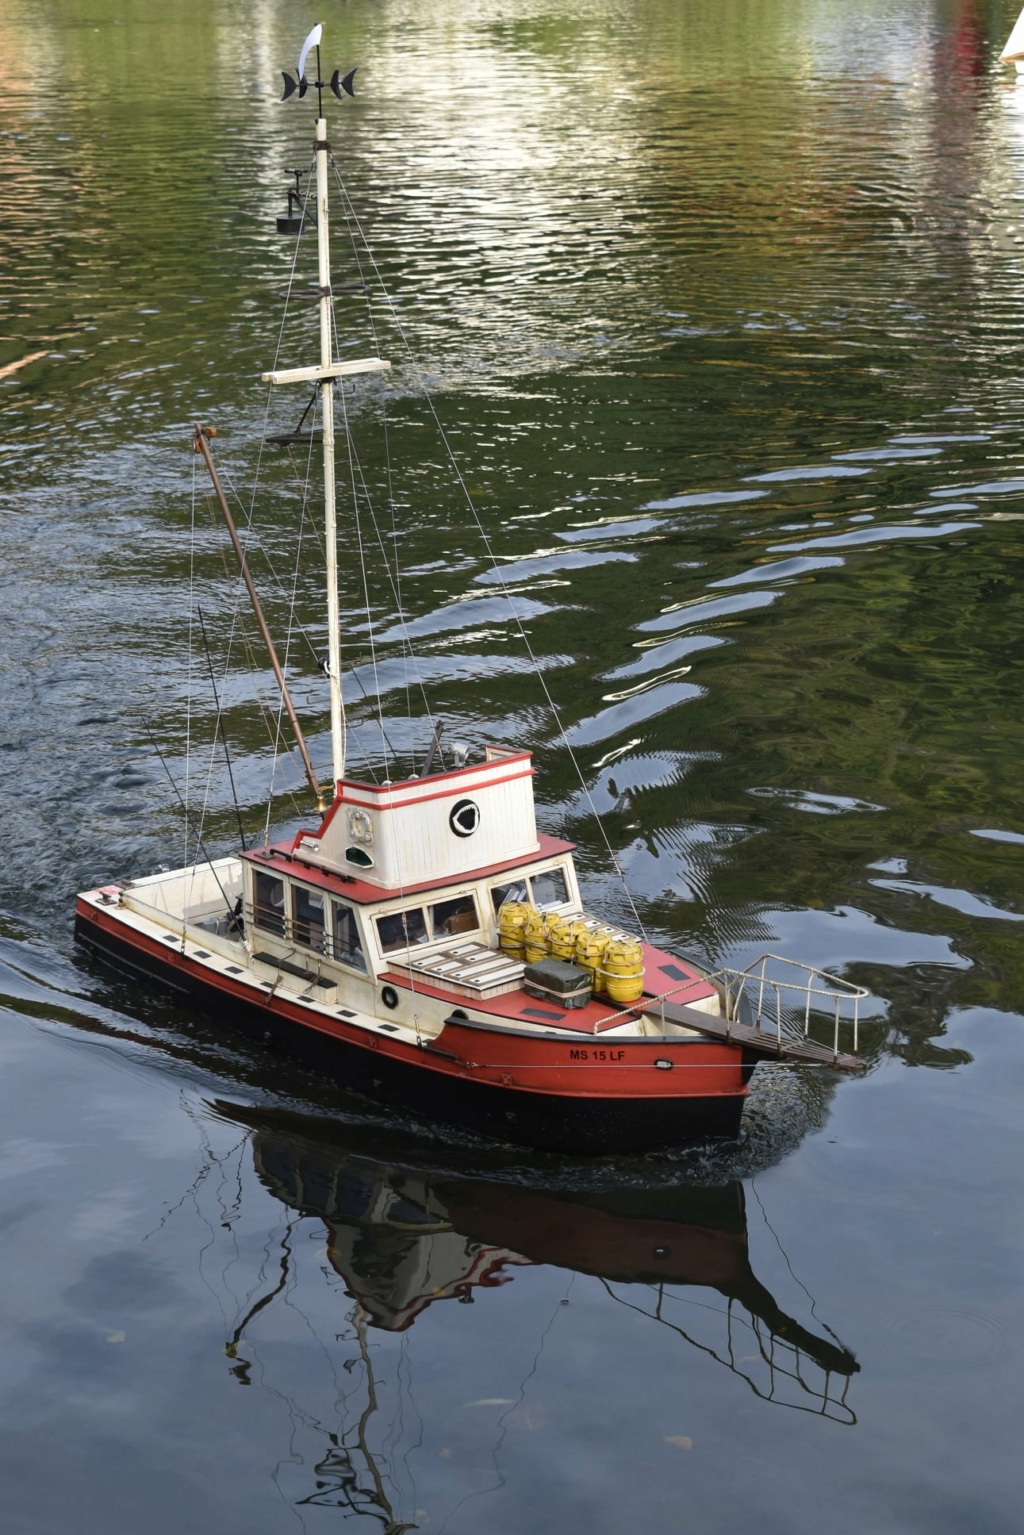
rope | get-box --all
[237,146,319,834]
[262,427,314,848]
[337,359,392,776]
[330,160,445,765]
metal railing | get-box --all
[713,953,868,1057]
[248,901,368,972]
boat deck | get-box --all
[384,938,719,1037]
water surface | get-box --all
[2,1,1024,1530]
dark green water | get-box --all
[3,1,1024,1530]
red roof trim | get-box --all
[243,833,576,906]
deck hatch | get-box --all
[388,939,525,999]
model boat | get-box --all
[75,26,867,1153]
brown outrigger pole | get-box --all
[193,424,326,810]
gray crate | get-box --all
[523,957,592,1009]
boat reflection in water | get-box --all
[221,1103,859,1423]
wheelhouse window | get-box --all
[430,893,479,938]
[376,907,428,954]
[531,867,569,909]
[253,872,286,935]
[490,868,569,914]
[293,885,326,951]
[490,879,528,915]
[333,900,367,972]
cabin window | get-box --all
[531,867,569,909]
[490,879,528,914]
[332,900,367,972]
[490,870,569,913]
[430,893,479,938]
[253,872,286,935]
[345,846,374,869]
[292,885,327,951]
[376,907,428,954]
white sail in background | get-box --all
[1001,6,1024,64]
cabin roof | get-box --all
[241,832,576,906]
[316,748,534,830]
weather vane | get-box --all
[280,22,357,116]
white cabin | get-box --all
[295,746,540,888]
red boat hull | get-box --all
[74,900,754,1153]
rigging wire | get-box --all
[332,174,424,748]
[330,159,649,939]
[321,199,439,772]
[197,605,247,851]
[215,145,321,836]
[194,146,411,828]
[185,449,199,870]
[190,145,433,852]
[283,412,432,780]
[337,375,395,776]
[263,420,321,847]
[235,380,408,783]
[185,202,317,852]
[142,721,234,917]
[330,176,442,747]
[193,479,308,848]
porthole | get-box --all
[381,985,399,1011]
[449,798,480,838]
[345,846,374,868]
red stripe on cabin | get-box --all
[312,752,535,838]
[254,834,576,905]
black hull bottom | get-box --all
[75,916,750,1154]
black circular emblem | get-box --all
[449,798,480,838]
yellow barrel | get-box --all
[575,927,613,987]
[599,936,645,1003]
[498,901,535,957]
[548,916,587,964]
[524,909,559,965]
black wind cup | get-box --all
[280,20,357,115]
